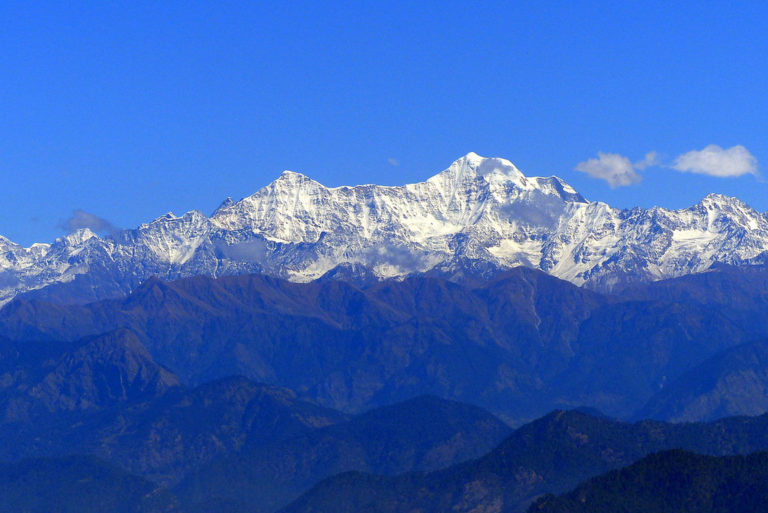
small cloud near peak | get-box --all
[575,144,757,187]
[575,152,642,188]
[634,151,660,171]
[673,144,758,177]
[58,209,119,236]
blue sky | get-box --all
[1,1,766,245]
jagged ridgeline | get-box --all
[3,153,768,305]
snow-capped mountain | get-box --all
[2,152,768,305]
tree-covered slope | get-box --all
[0,455,179,513]
[281,410,768,513]
[1,267,760,422]
[529,450,768,513]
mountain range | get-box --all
[6,264,768,424]
[4,153,768,305]
[0,265,762,424]
[4,339,768,513]
[2,263,768,509]
[280,410,768,513]
[5,153,768,511]
[0,326,510,512]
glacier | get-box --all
[2,152,768,305]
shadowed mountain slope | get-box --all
[529,450,768,513]
[0,373,346,485]
[0,267,760,422]
[638,339,768,422]
[176,395,511,513]
[0,329,511,510]
[0,329,179,423]
[0,455,180,513]
[622,264,768,337]
[280,410,768,513]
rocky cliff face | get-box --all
[3,153,768,305]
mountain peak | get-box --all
[696,193,757,215]
[278,169,311,181]
[458,151,485,164]
[59,228,98,245]
[702,192,734,203]
[215,197,235,212]
[432,152,527,183]
[259,169,325,193]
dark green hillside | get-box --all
[0,455,179,513]
[177,395,511,513]
[281,410,768,513]
[621,264,768,337]
[0,329,179,423]
[0,267,758,422]
[530,450,768,513]
[0,373,346,484]
[0,333,510,511]
[639,339,768,422]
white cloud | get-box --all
[634,151,660,171]
[673,144,758,177]
[575,152,642,188]
[387,157,400,167]
[576,145,758,187]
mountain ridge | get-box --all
[1,265,763,423]
[529,450,768,513]
[3,153,768,305]
[280,409,768,513]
